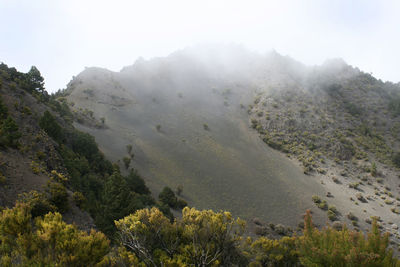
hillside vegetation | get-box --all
[0,63,171,237]
[248,59,400,243]
[1,47,400,265]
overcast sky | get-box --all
[1,0,399,92]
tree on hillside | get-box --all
[126,169,150,195]
[158,186,177,208]
[0,97,8,119]
[26,66,45,93]
[0,116,21,147]
[39,110,63,143]
[99,167,154,235]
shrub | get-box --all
[347,212,358,221]
[348,182,360,189]
[39,110,63,143]
[18,191,55,217]
[317,200,328,210]
[176,184,183,196]
[0,172,5,184]
[355,193,366,202]
[126,169,150,195]
[0,116,21,148]
[298,210,397,266]
[0,203,110,266]
[46,181,69,213]
[158,186,177,208]
[371,162,377,177]
[274,224,286,235]
[23,106,32,115]
[72,192,86,208]
[328,205,337,214]
[327,210,337,221]
[115,207,245,266]
[30,161,43,174]
[312,195,321,203]
[249,236,299,266]
[123,156,131,169]
[70,131,99,162]
[176,198,188,209]
[254,225,267,236]
[384,199,394,205]
[0,96,8,119]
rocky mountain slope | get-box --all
[249,58,400,243]
[61,46,326,228]
[61,46,400,246]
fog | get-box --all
[1,0,399,92]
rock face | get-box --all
[64,45,327,226]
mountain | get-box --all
[58,46,322,227]
[1,47,399,264]
[62,45,400,242]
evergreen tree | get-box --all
[26,66,45,93]
[158,186,177,208]
[0,116,21,147]
[39,110,63,143]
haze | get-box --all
[1,0,399,92]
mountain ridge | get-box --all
[62,46,400,243]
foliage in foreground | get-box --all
[114,207,246,266]
[114,208,399,267]
[0,202,109,266]
[0,200,399,266]
[297,210,398,267]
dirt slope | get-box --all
[65,46,327,227]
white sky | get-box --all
[1,0,399,92]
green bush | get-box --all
[298,210,397,266]
[126,169,150,195]
[312,195,321,203]
[176,198,188,209]
[18,191,56,218]
[0,116,21,148]
[39,110,63,143]
[327,210,337,221]
[158,186,177,208]
[45,181,69,213]
[0,96,8,119]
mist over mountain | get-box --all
[60,45,400,239]
[1,44,400,264]
[62,45,327,228]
